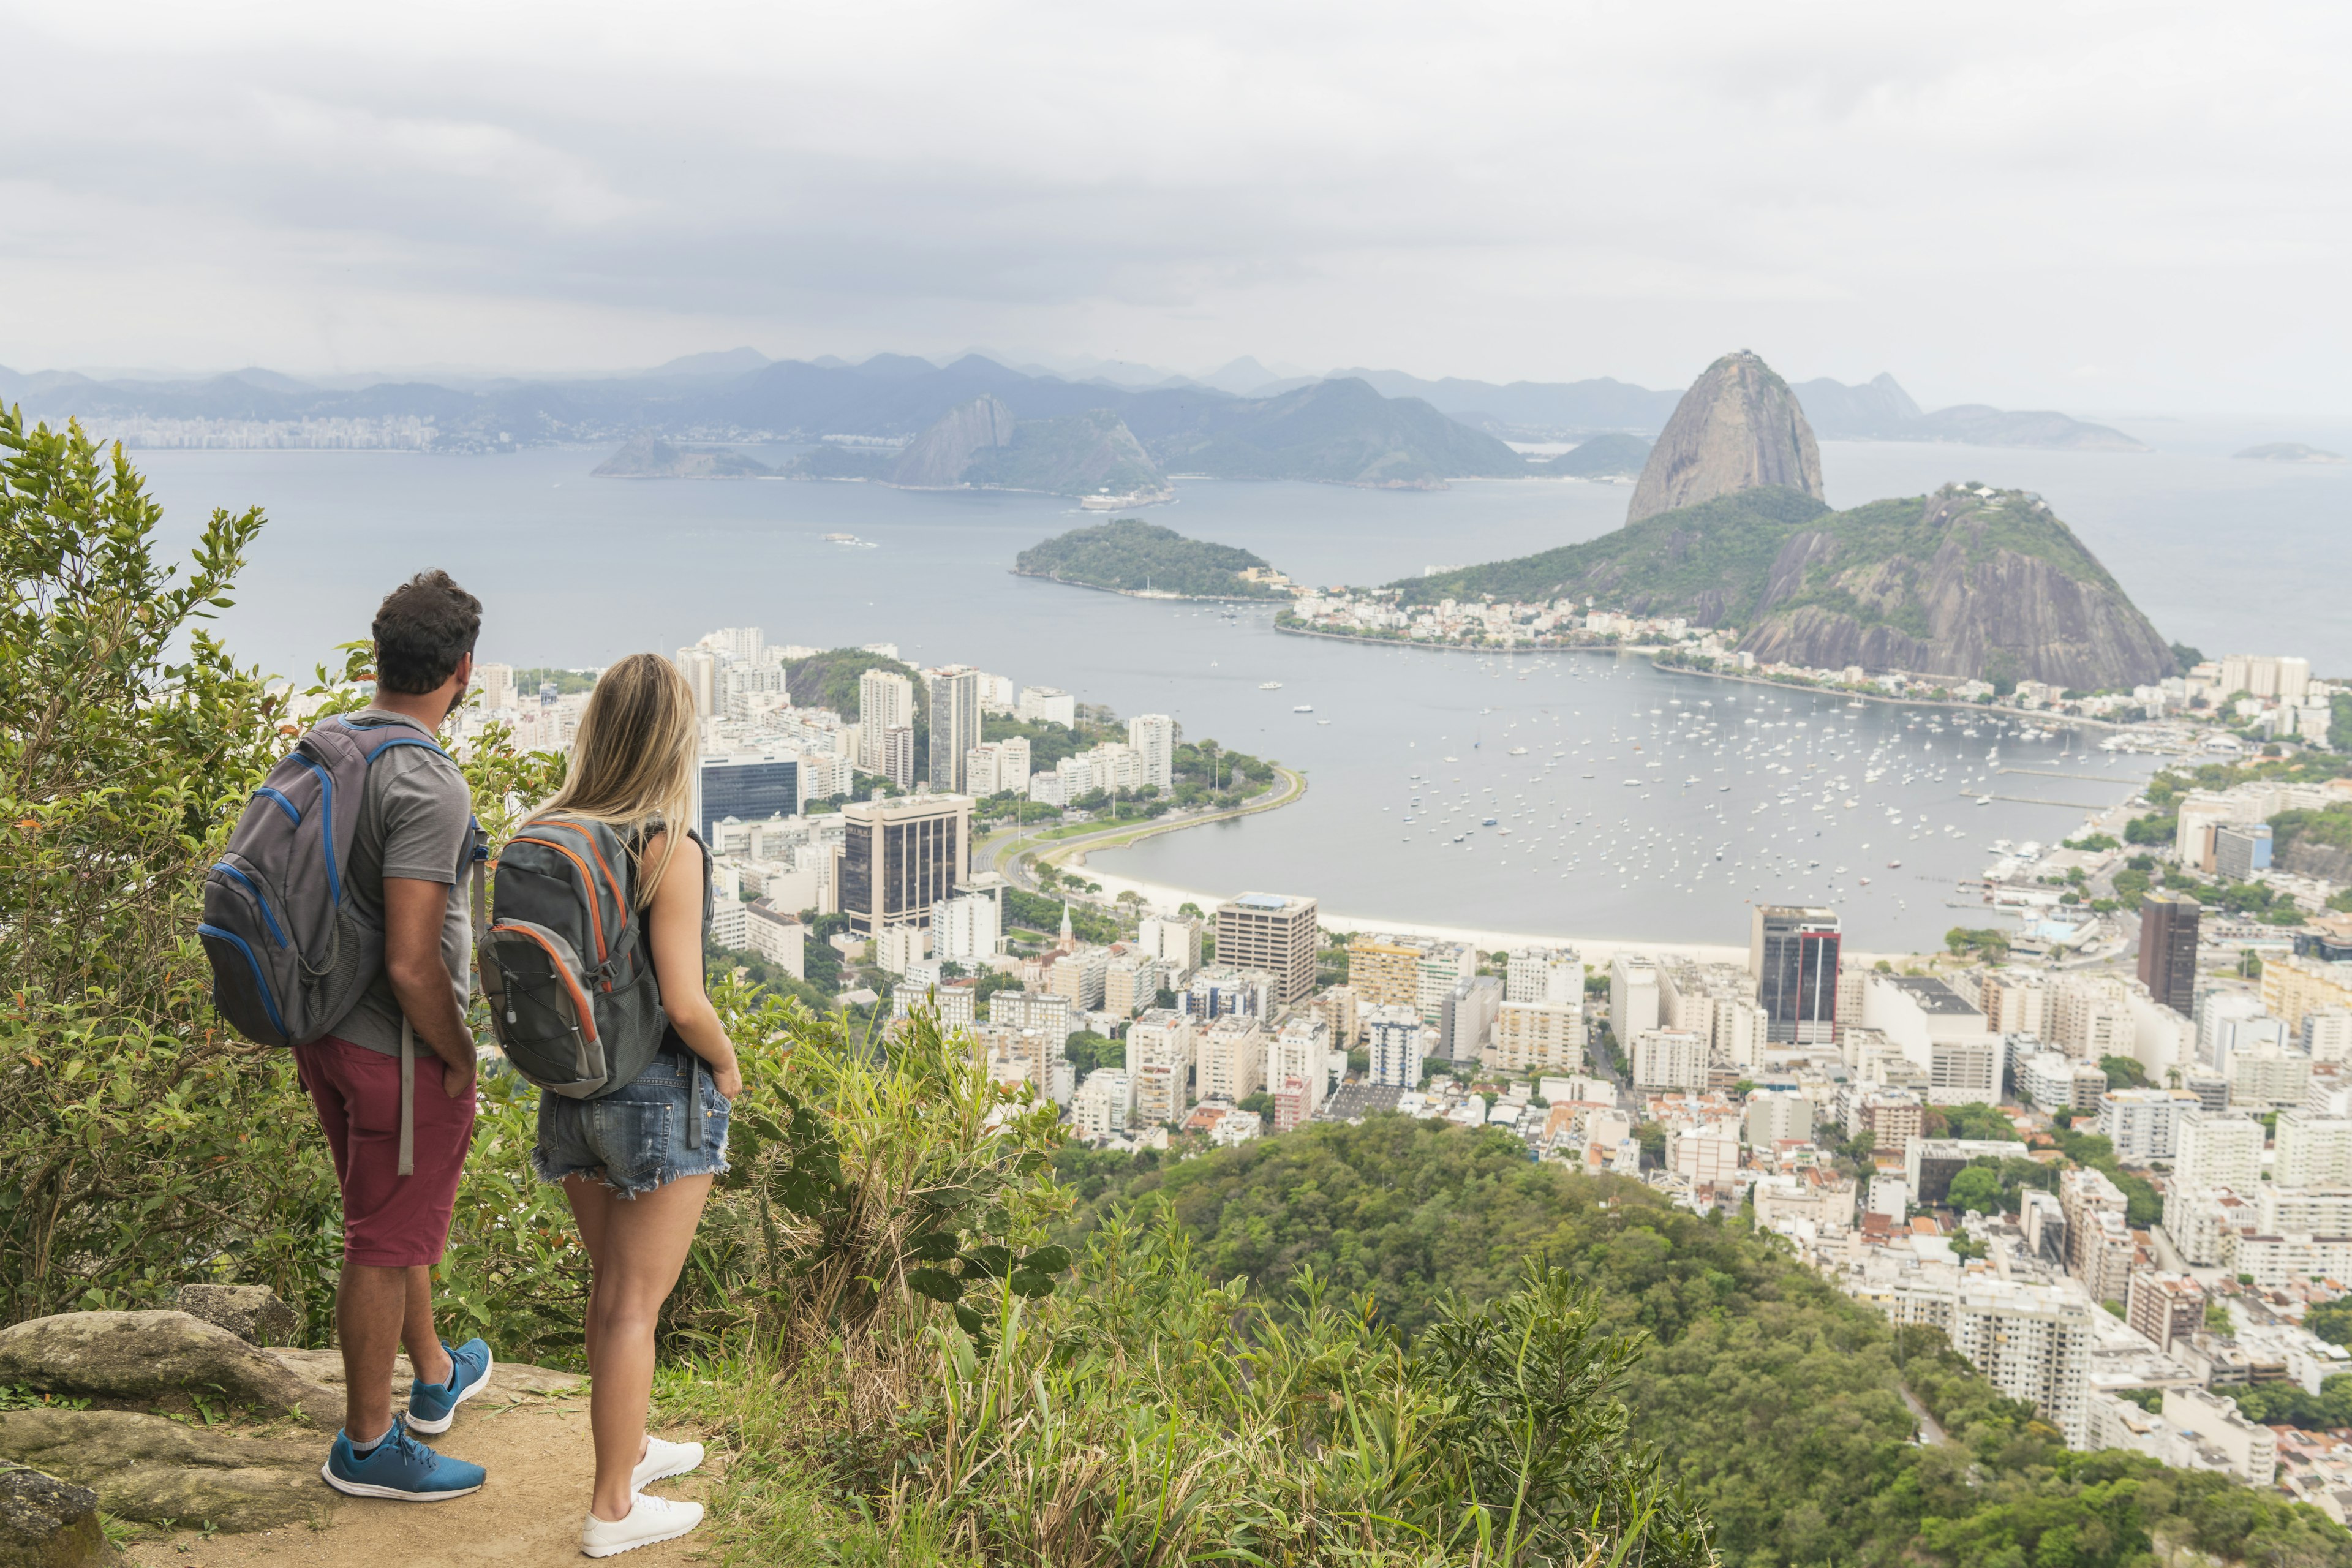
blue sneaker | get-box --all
[321,1418,485,1501]
[404,1338,494,1434]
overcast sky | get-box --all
[6,0,2348,412]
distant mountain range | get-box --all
[0,350,2147,462]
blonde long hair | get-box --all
[530,652,699,906]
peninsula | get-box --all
[1014,518,1290,599]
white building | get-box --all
[2275,1110,2352,1188]
[1666,1123,1743,1184]
[1070,1069,1134,1139]
[1487,1001,1585,1074]
[1505,947,1585,1005]
[1127,714,1176,794]
[1137,915,1204,980]
[1629,1028,1707,1091]
[1862,973,1999,1105]
[744,899,806,979]
[1610,955,1661,1043]
[1947,1281,2094,1449]
[932,892,1003,964]
[2097,1087,2192,1164]
[2177,1109,2266,1193]
[1016,685,1077,728]
[1366,1004,1425,1088]
[2163,1387,2278,1486]
[2018,1050,2106,1114]
[1267,1017,1330,1121]
[1197,1018,1266,1102]
[2231,1039,2313,1109]
[1745,1092,1815,1147]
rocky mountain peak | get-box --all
[890,393,1018,488]
[1626,350,1824,524]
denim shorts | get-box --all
[531,1052,730,1197]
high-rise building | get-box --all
[881,725,917,790]
[1752,905,1841,1044]
[1197,1017,1266,1101]
[674,647,718,717]
[1505,946,1584,1005]
[699,754,801,837]
[857,668,916,774]
[1214,892,1319,1005]
[1608,954,1660,1043]
[1128,714,1176,794]
[926,666,982,794]
[1487,1001,1584,1073]
[2215,824,2274,882]
[476,662,517,711]
[1439,974,1502,1062]
[1365,1005,1424,1088]
[931,892,1002,963]
[1137,914,1203,979]
[2138,892,2201,1014]
[836,793,972,935]
[1017,686,1076,728]
[1629,1028,1707,1091]
[1347,937,1427,1012]
[2175,1108,2264,1193]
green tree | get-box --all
[1947,1167,2003,1215]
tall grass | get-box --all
[647,995,1714,1567]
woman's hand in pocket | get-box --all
[710,1058,743,1101]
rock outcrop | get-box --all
[889,394,1019,488]
[0,1313,331,1421]
[1734,484,2177,688]
[0,1465,106,1568]
[0,1411,325,1532]
[1627,351,1823,524]
[175,1285,298,1348]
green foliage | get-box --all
[1062,1030,1122,1077]
[2123,812,2176,846]
[1065,1117,2352,1568]
[2309,1298,2352,1346]
[2229,1373,2352,1431]
[783,647,924,725]
[1944,926,2011,960]
[1014,518,1286,598]
[1005,888,1123,944]
[2067,832,2121,851]
[1398,486,1831,607]
[2099,1054,2150,1090]
[1945,1167,2003,1215]
[508,666,600,696]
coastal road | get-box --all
[976,764,1308,903]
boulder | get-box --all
[0,1411,325,1534]
[0,1464,108,1568]
[173,1286,299,1348]
[0,1314,331,1422]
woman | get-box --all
[523,653,742,1558]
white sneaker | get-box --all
[581,1493,704,1558]
[631,1434,705,1491]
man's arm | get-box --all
[383,876,476,1097]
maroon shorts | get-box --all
[293,1035,476,1268]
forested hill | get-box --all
[1065,1116,2352,1568]
[1014,518,1289,598]
[1396,482,2176,690]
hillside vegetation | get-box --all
[1400,483,2174,689]
[1014,518,1289,598]
[1073,1117,2352,1568]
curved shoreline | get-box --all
[977,764,1309,894]
[1271,619,2152,736]
[1008,570,1286,605]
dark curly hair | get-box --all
[372,570,482,694]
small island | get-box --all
[1014,518,1291,599]
[593,435,773,478]
[2234,442,2343,463]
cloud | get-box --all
[0,0,2347,410]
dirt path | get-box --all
[124,1365,719,1567]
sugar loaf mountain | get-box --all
[1409,350,2178,690]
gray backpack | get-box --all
[477,815,677,1108]
[202,713,482,1049]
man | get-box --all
[301,570,497,1501]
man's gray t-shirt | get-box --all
[334,709,475,1057]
